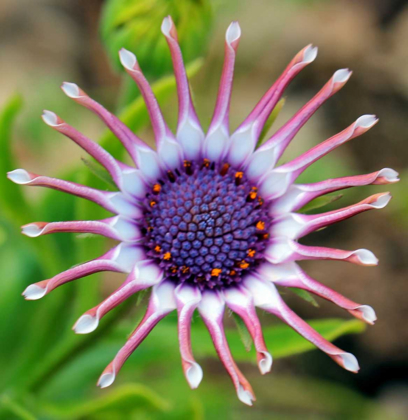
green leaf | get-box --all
[231,312,252,352]
[100,0,212,77]
[256,98,285,148]
[42,384,170,419]
[0,394,36,420]
[192,318,365,362]
[288,287,320,307]
[0,94,29,224]
[298,193,343,214]
[81,158,116,189]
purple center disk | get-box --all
[143,160,271,290]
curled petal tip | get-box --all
[161,15,174,37]
[97,371,115,388]
[372,192,392,208]
[61,82,81,98]
[73,313,99,334]
[303,44,318,63]
[42,110,60,127]
[355,114,378,129]
[7,169,31,184]
[333,68,352,83]
[186,362,203,389]
[377,168,399,183]
[21,223,43,237]
[354,305,377,325]
[259,351,273,375]
[22,284,46,300]
[237,385,255,406]
[226,21,241,46]
[337,352,360,373]
[119,48,137,71]
[354,249,378,266]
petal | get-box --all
[228,45,317,168]
[243,275,360,372]
[161,16,204,161]
[271,168,399,216]
[61,82,160,180]
[258,262,377,324]
[203,22,241,162]
[21,216,142,242]
[198,291,256,405]
[259,115,378,199]
[175,283,203,388]
[119,48,183,169]
[74,259,163,334]
[98,281,176,388]
[271,192,392,239]
[223,287,272,374]
[265,237,378,266]
[22,243,143,300]
[246,68,352,181]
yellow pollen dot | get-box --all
[263,233,270,240]
[203,158,210,168]
[211,268,222,276]
[235,172,243,179]
[220,163,230,176]
[238,260,249,269]
[248,191,257,200]
[150,200,157,207]
[229,270,236,276]
[181,266,190,274]
[170,266,177,274]
[256,221,265,230]
[163,252,171,260]
[154,245,161,252]
[152,184,161,194]
[247,249,255,258]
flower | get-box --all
[8,17,398,405]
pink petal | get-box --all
[246,68,352,181]
[260,115,378,199]
[228,45,317,168]
[161,16,204,161]
[257,262,377,324]
[97,281,176,388]
[22,244,143,300]
[198,291,256,405]
[203,22,241,162]
[244,275,360,372]
[74,259,163,334]
[223,287,272,374]
[271,168,399,215]
[175,284,203,388]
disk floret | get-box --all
[144,160,270,289]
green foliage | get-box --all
[100,0,212,78]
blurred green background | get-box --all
[0,0,407,418]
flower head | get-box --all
[9,16,399,405]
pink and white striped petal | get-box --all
[228,45,317,168]
[265,237,378,265]
[271,168,399,216]
[175,284,203,389]
[21,216,142,242]
[119,49,183,170]
[97,281,176,388]
[198,291,256,406]
[271,192,392,240]
[22,243,144,300]
[74,259,163,334]
[203,22,241,162]
[257,262,377,324]
[161,16,204,161]
[7,169,135,216]
[42,110,134,191]
[260,115,378,199]
[61,82,161,182]
[246,69,352,181]
[244,275,360,371]
[223,287,272,374]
